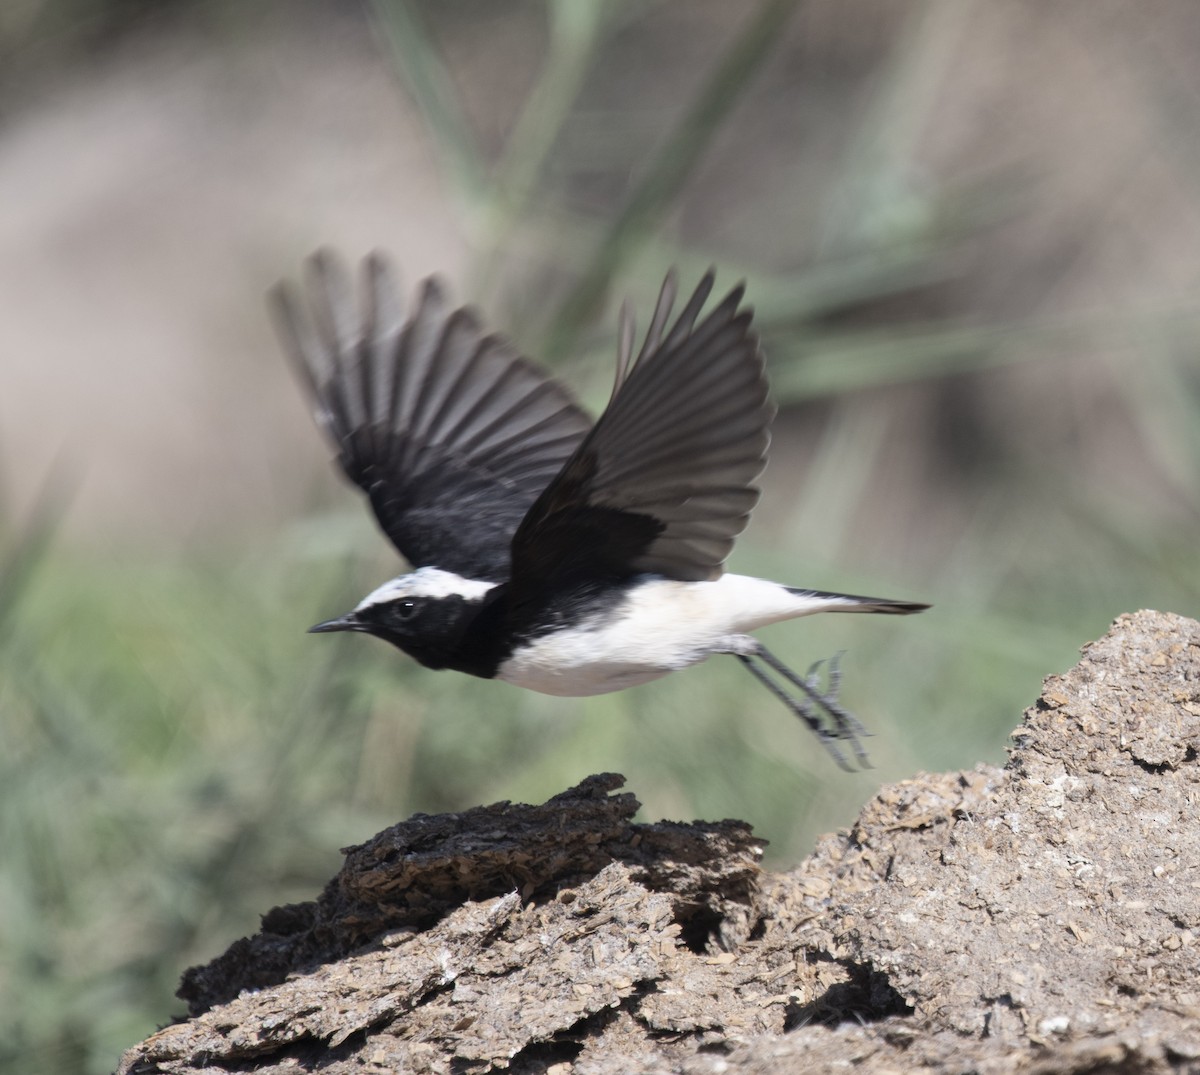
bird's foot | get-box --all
[737,645,872,771]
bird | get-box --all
[271,250,929,769]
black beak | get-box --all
[308,614,361,634]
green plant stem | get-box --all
[543,0,798,361]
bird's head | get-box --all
[309,567,497,669]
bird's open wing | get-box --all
[272,250,592,582]
[510,271,772,592]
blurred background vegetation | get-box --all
[2,0,1200,1071]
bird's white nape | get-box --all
[354,567,496,611]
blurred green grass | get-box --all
[4,1,1200,1073]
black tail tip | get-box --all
[784,587,932,615]
[884,600,932,615]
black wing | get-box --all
[510,270,772,591]
[271,250,592,582]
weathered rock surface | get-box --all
[119,610,1200,1074]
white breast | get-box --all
[496,574,827,697]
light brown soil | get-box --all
[119,609,1200,1074]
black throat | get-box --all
[434,589,515,679]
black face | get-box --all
[327,594,480,670]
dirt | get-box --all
[118,609,1200,1074]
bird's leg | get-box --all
[735,654,846,765]
[735,644,871,770]
[764,648,869,741]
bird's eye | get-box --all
[396,600,417,619]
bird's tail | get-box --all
[784,587,930,615]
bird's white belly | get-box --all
[497,634,685,697]
[495,574,816,698]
